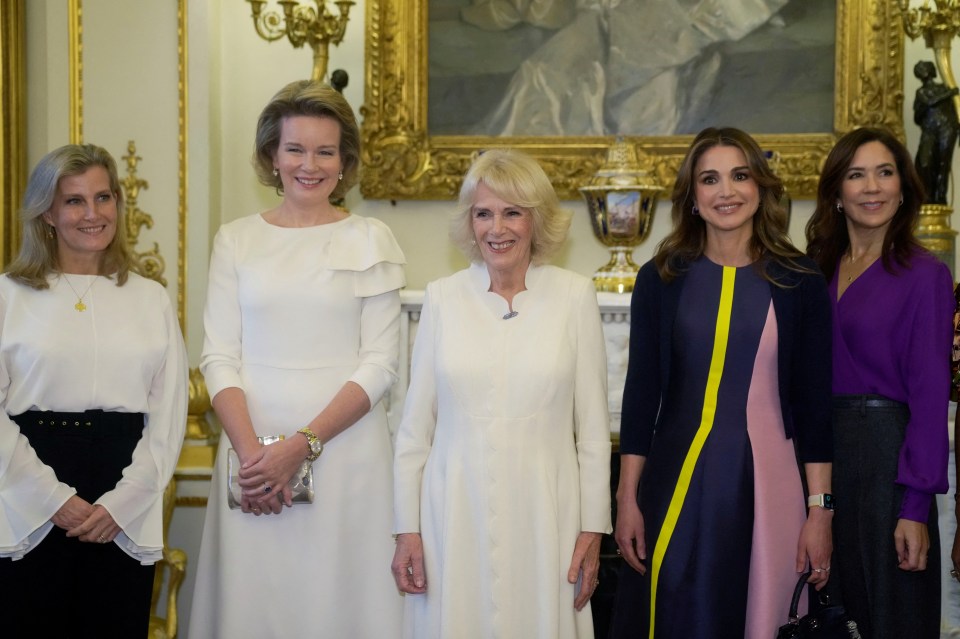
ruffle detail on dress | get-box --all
[326,217,407,297]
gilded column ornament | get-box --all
[898,0,960,272]
[246,0,354,82]
[0,0,25,266]
[899,0,960,114]
[68,0,82,144]
[120,141,167,286]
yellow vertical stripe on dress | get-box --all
[648,266,736,639]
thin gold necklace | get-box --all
[62,274,98,312]
[843,250,878,283]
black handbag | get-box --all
[775,572,861,638]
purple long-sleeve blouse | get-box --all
[829,248,954,522]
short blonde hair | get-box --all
[253,80,360,201]
[451,149,571,264]
[6,144,134,289]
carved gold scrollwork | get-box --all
[120,140,167,287]
[187,367,214,441]
[362,0,905,200]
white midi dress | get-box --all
[189,213,406,638]
[394,263,612,639]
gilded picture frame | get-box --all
[361,0,904,200]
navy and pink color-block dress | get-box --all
[610,256,832,639]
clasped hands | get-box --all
[51,495,120,544]
[236,437,306,516]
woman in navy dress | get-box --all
[609,127,834,639]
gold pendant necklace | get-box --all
[844,251,877,283]
[62,274,97,312]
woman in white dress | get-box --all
[189,80,406,638]
[391,149,611,638]
[0,144,188,636]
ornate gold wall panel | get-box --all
[66,0,189,331]
[68,0,82,144]
[0,0,25,266]
[361,0,905,200]
[177,0,188,331]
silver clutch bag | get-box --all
[227,435,314,509]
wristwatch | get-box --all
[807,493,836,511]
[297,427,324,462]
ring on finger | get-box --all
[263,483,272,494]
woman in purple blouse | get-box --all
[806,127,953,639]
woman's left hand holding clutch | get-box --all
[238,437,305,509]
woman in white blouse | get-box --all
[189,80,405,638]
[0,144,188,636]
[391,149,611,638]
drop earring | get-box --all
[836,202,843,213]
[692,205,700,216]
[272,168,279,177]
[338,171,344,181]
[45,225,55,239]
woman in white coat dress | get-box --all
[189,80,405,638]
[391,149,612,639]
[0,143,188,637]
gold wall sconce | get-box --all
[246,0,354,82]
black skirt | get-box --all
[0,409,156,638]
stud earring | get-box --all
[272,168,279,177]
[836,202,843,213]
[692,205,699,216]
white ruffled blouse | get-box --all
[0,272,188,563]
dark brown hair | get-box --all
[805,127,924,280]
[654,126,806,283]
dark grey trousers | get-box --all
[829,396,941,639]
